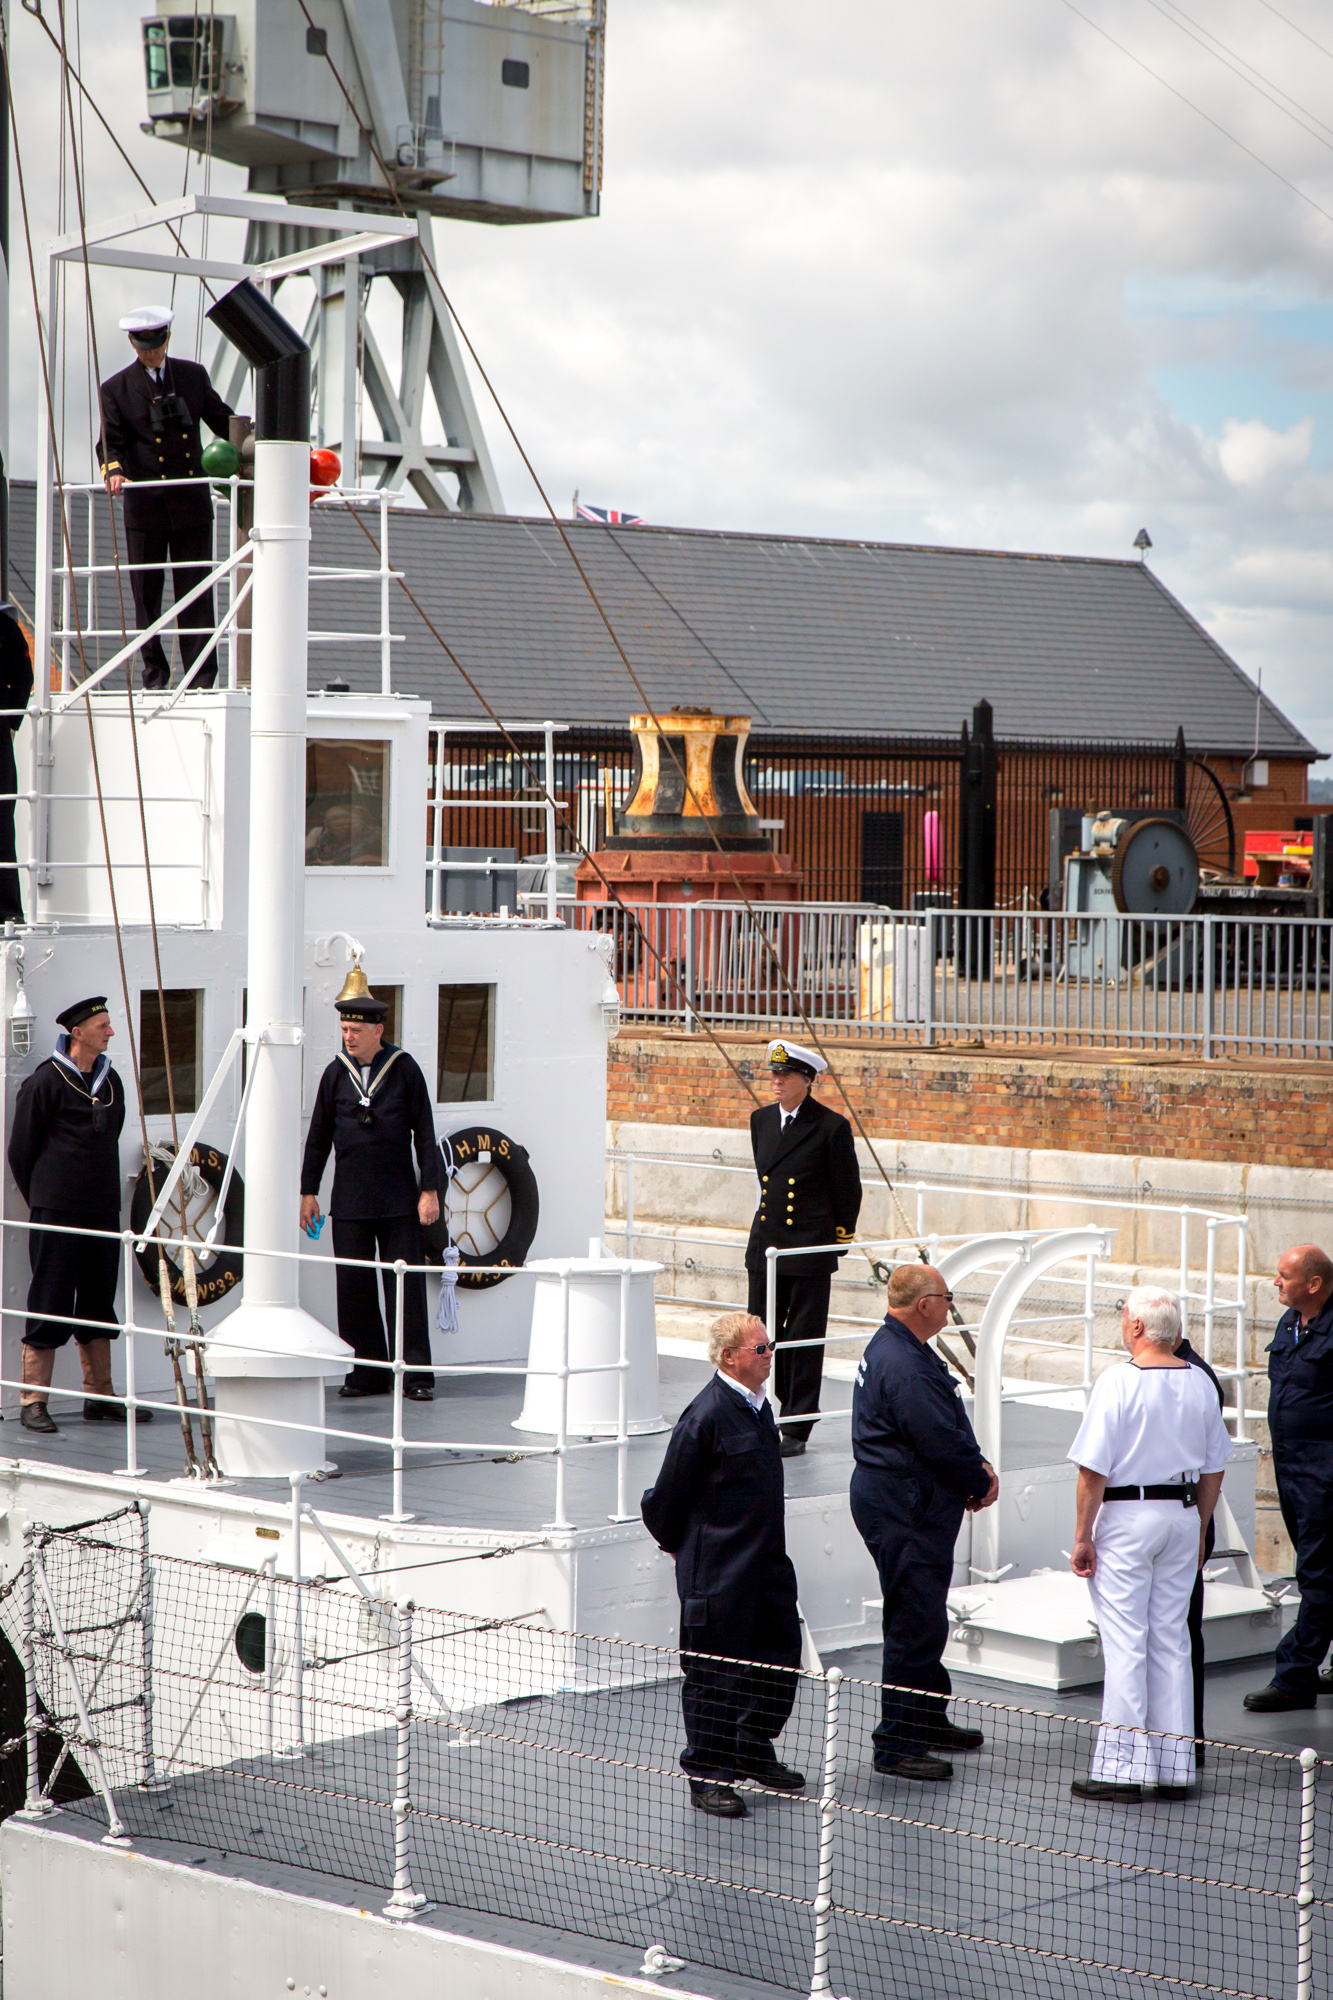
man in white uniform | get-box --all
[1068,1288,1232,1802]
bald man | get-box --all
[1245,1244,1333,1713]
[851,1264,998,1780]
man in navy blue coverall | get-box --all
[642,1311,804,1820]
[1245,1244,1333,1713]
[851,1264,999,1781]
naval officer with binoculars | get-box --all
[96,306,235,691]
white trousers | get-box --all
[1087,1501,1199,1787]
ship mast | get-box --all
[199,279,351,1476]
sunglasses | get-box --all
[746,1341,774,1355]
[921,1292,954,1304]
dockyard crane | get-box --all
[138,0,607,511]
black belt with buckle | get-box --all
[1103,1481,1199,1506]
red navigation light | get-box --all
[309,448,341,494]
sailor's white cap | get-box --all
[767,1038,826,1077]
[119,307,174,339]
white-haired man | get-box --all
[1068,1287,1232,1801]
[641,1311,804,1819]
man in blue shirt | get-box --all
[1245,1243,1333,1712]
[851,1264,998,1780]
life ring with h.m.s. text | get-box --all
[422,1125,539,1290]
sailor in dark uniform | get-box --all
[641,1311,805,1819]
[96,306,234,691]
[300,982,441,1400]
[7,995,151,1432]
[1245,1244,1333,1713]
[0,604,33,922]
[745,1038,861,1457]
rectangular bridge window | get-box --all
[437,984,493,1102]
[501,57,530,87]
[306,740,390,868]
[140,989,202,1116]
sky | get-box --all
[8,0,1333,760]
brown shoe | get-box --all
[20,1403,58,1434]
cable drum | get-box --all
[129,1144,246,1309]
[423,1126,539,1289]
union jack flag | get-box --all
[576,504,645,526]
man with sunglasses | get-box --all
[851,1264,998,1781]
[7,996,149,1432]
[642,1311,804,1819]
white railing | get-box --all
[569,902,1333,1060]
[0,1181,1247,1531]
[37,475,401,699]
[609,1147,1252,1438]
[0,1213,649,1534]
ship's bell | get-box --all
[334,958,371,1007]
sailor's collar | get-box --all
[51,1034,112,1100]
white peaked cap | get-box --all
[766,1039,827,1075]
[119,307,175,335]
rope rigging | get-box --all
[12,5,973,1398]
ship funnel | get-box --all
[206,279,310,443]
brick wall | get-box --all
[609,1033,1333,1168]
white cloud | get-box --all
[1217,416,1315,487]
[7,0,1333,756]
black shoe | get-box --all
[1243,1684,1317,1712]
[83,1399,154,1423]
[921,1721,985,1752]
[737,1760,805,1792]
[690,1782,747,1819]
[873,1753,953,1781]
[404,1385,434,1402]
[20,1403,57,1434]
[338,1382,388,1399]
[1071,1778,1143,1802]
[779,1437,806,1459]
[1153,1784,1195,1799]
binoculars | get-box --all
[149,390,192,434]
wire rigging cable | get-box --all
[1144,0,1333,151]
[1058,0,1333,228]
[291,0,943,1289]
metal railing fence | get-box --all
[0,1185,1248,1524]
[574,902,1333,1059]
[8,1516,1327,2000]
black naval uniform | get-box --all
[1178,1337,1224,1749]
[745,1096,861,1445]
[0,607,33,922]
[851,1314,992,1761]
[8,1048,125,1349]
[300,1042,440,1395]
[1264,1293,1333,1696]
[642,1372,801,1787]
[96,356,233,689]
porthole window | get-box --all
[234,1611,268,1676]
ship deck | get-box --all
[33,1650,1333,2000]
